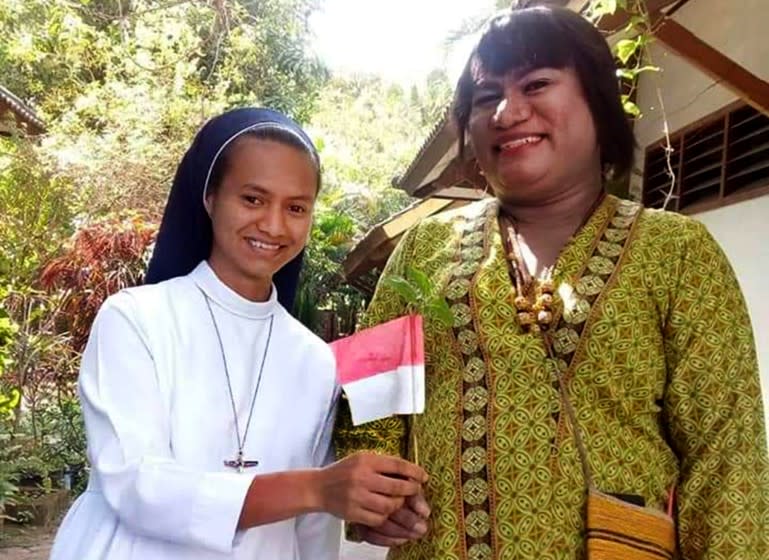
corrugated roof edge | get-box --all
[0,85,46,132]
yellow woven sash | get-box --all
[586,488,676,560]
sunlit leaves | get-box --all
[621,95,642,118]
[0,0,329,218]
[383,266,455,327]
[615,38,640,65]
[382,267,454,327]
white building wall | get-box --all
[695,197,769,433]
[634,0,769,157]
[632,0,769,431]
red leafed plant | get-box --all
[38,214,157,352]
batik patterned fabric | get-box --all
[334,195,769,560]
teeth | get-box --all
[501,136,542,150]
[248,239,280,251]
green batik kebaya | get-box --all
[335,195,769,560]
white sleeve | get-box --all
[297,362,342,560]
[79,295,253,553]
[296,509,341,560]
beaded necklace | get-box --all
[501,218,556,333]
[499,191,605,333]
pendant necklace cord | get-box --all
[198,286,274,464]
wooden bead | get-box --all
[537,293,553,307]
[537,310,553,325]
[514,296,532,311]
[517,311,535,325]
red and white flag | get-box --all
[330,315,425,426]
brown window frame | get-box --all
[642,100,769,214]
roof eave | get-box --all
[0,85,46,134]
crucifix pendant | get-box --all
[224,450,258,473]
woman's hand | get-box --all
[314,452,427,527]
[356,493,431,547]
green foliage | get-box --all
[415,70,454,130]
[308,74,444,227]
[296,73,452,335]
[12,396,86,493]
[615,37,640,65]
[584,0,659,121]
[616,65,659,81]
[1,0,326,121]
[0,425,21,517]
[0,289,77,421]
[0,389,20,419]
[585,0,622,18]
[381,267,454,327]
[296,209,359,329]
[383,276,421,307]
[0,0,329,217]
[1,286,21,419]
[0,289,86,503]
[0,132,77,287]
[0,217,152,508]
[621,95,641,118]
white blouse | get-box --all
[51,261,341,559]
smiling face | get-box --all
[205,136,318,301]
[452,8,636,206]
[467,64,601,205]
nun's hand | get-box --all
[356,493,431,547]
[315,452,427,527]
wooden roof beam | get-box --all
[342,198,455,280]
[652,16,769,116]
[413,156,488,198]
[432,186,486,201]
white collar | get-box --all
[190,260,278,319]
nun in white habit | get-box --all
[50,108,428,560]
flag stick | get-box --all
[411,413,419,467]
[407,312,421,467]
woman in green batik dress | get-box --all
[335,6,769,560]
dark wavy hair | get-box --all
[453,6,636,178]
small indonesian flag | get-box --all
[330,315,425,426]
